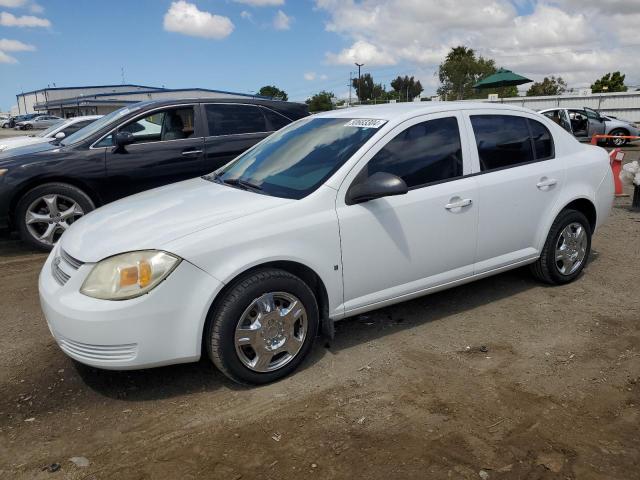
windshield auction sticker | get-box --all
[344,119,387,129]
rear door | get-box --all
[584,107,606,138]
[201,103,274,172]
[102,104,205,200]
[464,111,565,273]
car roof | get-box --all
[315,102,538,122]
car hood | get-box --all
[0,140,61,166]
[0,136,50,151]
[60,177,293,263]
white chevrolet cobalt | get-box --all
[39,103,614,384]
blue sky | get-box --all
[1,0,638,111]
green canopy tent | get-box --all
[474,68,532,89]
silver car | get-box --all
[15,114,63,130]
[539,107,639,146]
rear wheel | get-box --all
[206,268,319,385]
[15,183,95,251]
[531,209,591,285]
[24,124,32,130]
[608,128,628,147]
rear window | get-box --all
[261,107,291,131]
[205,104,267,136]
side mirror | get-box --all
[347,172,408,205]
[54,131,65,139]
[114,131,135,147]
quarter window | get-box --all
[205,104,267,136]
[529,119,554,160]
[471,115,534,171]
[361,117,463,189]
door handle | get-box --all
[181,149,203,156]
[536,178,557,190]
[445,198,472,210]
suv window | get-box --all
[361,117,463,189]
[205,104,267,136]
[261,107,291,131]
[471,115,534,171]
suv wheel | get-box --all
[16,183,95,251]
[206,268,319,384]
[531,209,591,285]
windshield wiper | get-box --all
[223,178,263,191]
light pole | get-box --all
[355,62,364,103]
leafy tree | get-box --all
[390,75,423,102]
[352,73,387,102]
[591,72,627,93]
[258,85,288,101]
[526,76,567,96]
[437,46,496,100]
[306,91,335,112]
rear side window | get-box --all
[362,117,463,188]
[61,120,93,136]
[261,107,291,131]
[529,118,554,160]
[471,115,534,171]
[205,104,267,136]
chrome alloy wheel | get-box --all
[25,194,84,246]
[234,292,308,373]
[555,222,588,275]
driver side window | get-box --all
[359,117,463,189]
[96,107,195,147]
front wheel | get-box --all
[15,183,95,251]
[531,209,591,285]
[206,268,319,385]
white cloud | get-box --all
[315,0,640,92]
[0,38,34,51]
[240,10,253,21]
[163,1,234,39]
[272,9,291,30]
[326,40,396,66]
[0,50,17,63]
[0,0,27,7]
[234,0,284,6]
[304,72,316,81]
[0,10,49,27]
[320,74,328,80]
[29,2,43,13]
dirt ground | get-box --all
[1,147,639,480]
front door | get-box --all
[336,113,478,315]
[584,107,606,139]
[103,105,205,201]
[466,112,566,273]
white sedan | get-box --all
[39,103,614,384]
[0,115,101,152]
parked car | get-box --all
[2,113,39,129]
[539,107,639,146]
[0,98,308,249]
[15,114,63,130]
[0,116,101,152]
[39,103,614,385]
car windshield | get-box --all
[61,105,141,146]
[37,120,66,137]
[210,117,385,199]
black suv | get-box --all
[0,98,308,249]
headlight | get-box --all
[80,250,181,300]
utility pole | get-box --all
[355,62,364,103]
[348,71,353,106]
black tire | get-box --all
[206,268,319,385]
[608,128,628,147]
[531,209,591,285]
[24,124,32,130]
[15,183,95,251]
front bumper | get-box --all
[39,245,223,370]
